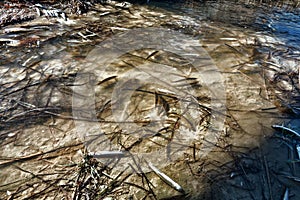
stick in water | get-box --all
[297,145,300,159]
[272,125,300,138]
[283,188,289,200]
[91,151,126,158]
[148,163,185,193]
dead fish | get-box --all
[148,163,185,193]
[272,124,300,138]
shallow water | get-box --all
[0,0,299,199]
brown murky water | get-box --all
[0,0,299,199]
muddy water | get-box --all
[0,0,299,199]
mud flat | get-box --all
[0,0,299,199]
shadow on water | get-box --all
[146,1,300,199]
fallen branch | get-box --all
[272,124,300,138]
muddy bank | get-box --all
[0,0,299,199]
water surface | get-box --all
[0,0,299,199]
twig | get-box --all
[91,151,127,158]
[272,124,300,138]
[129,157,157,198]
[148,163,185,194]
[0,143,83,167]
[264,156,273,200]
[283,188,289,200]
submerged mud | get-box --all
[0,0,299,199]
